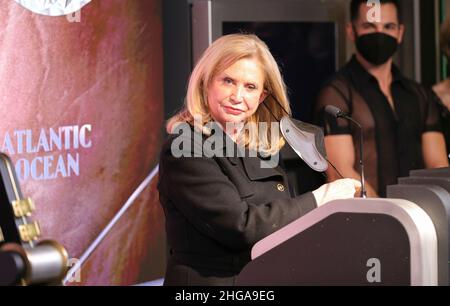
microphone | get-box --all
[324,105,344,118]
[324,105,367,198]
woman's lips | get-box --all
[223,105,244,115]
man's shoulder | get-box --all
[397,74,421,87]
[317,63,354,96]
[396,75,433,98]
[324,58,358,83]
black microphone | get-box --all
[324,105,367,198]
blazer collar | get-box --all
[195,122,284,181]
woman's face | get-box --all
[207,58,267,128]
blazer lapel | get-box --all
[205,124,284,181]
[241,155,284,181]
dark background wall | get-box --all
[163,0,192,122]
[420,0,439,86]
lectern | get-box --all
[236,198,438,286]
[387,167,450,286]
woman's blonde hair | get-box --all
[166,33,291,155]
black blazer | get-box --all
[158,128,317,285]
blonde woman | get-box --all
[158,34,360,286]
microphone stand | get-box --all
[338,114,367,198]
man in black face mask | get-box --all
[314,0,449,197]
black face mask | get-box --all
[355,32,399,65]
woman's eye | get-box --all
[224,78,233,84]
[247,84,256,90]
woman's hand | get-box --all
[312,178,362,207]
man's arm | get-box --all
[324,135,379,197]
[422,131,449,168]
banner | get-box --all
[0,0,165,285]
